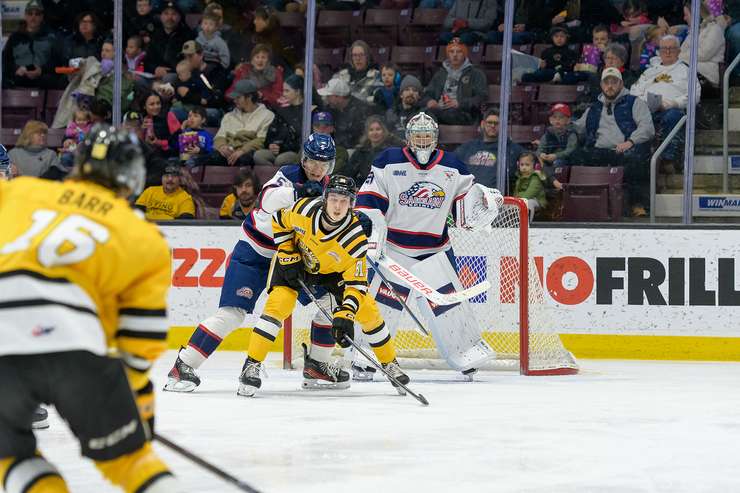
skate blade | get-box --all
[394,386,407,396]
[32,418,49,430]
[163,378,197,393]
[352,371,375,382]
[302,379,351,390]
[237,383,258,397]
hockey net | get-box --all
[282,197,578,375]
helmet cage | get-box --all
[405,112,438,165]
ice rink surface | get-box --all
[36,351,740,493]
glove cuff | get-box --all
[333,308,356,321]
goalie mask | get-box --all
[405,112,438,165]
[72,124,146,197]
[321,175,357,227]
[302,132,336,181]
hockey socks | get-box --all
[363,322,396,364]
[179,307,246,369]
[1,453,68,493]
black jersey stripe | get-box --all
[0,299,97,316]
[347,240,368,258]
[339,229,365,249]
[116,329,168,340]
[0,269,72,283]
[335,222,363,244]
[120,307,167,317]
[274,210,287,228]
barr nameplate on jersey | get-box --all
[58,189,114,216]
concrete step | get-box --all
[659,173,740,192]
[655,193,740,217]
[694,130,740,147]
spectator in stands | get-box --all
[573,25,611,75]
[173,60,202,116]
[181,40,228,126]
[126,0,160,47]
[135,164,196,220]
[679,0,726,93]
[178,107,214,168]
[60,108,92,168]
[318,79,373,149]
[219,169,259,220]
[331,40,383,106]
[536,103,578,167]
[2,0,64,89]
[386,75,425,140]
[338,115,403,184]
[604,43,639,90]
[513,152,546,221]
[310,111,350,170]
[95,41,135,115]
[424,38,487,125]
[141,92,181,158]
[255,74,304,167]
[487,0,537,45]
[630,34,701,172]
[196,12,230,70]
[440,0,498,46]
[125,35,147,74]
[250,6,298,70]
[122,110,168,187]
[728,0,740,84]
[228,44,284,109]
[610,0,651,40]
[205,80,275,167]
[373,63,401,112]
[572,68,655,217]
[8,120,66,179]
[638,25,667,73]
[89,99,112,124]
[144,1,195,80]
[63,12,104,64]
[202,2,239,66]
[455,108,524,189]
[521,26,579,84]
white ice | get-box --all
[35,352,740,493]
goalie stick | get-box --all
[297,278,429,406]
[154,433,262,493]
[367,257,430,337]
[374,253,491,306]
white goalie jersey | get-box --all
[355,147,475,259]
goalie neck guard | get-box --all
[321,175,357,227]
[405,112,438,165]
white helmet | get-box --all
[405,112,438,165]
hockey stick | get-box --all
[366,257,430,337]
[374,253,491,306]
[154,433,262,493]
[297,278,429,406]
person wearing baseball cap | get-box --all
[571,62,656,217]
[144,0,195,79]
[318,78,372,148]
[135,163,196,221]
[536,103,578,172]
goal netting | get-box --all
[282,197,578,375]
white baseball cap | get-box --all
[601,67,623,81]
[317,78,351,97]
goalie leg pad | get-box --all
[411,251,496,372]
[180,306,246,369]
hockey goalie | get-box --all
[355,112,503,379]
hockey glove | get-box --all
[354,210,372,237]
[295,180,324,198]
[332,309,355,348]
[276,250,305,290]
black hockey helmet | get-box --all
[72,124,146,197]
[323,175,357,207]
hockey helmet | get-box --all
[73,124,146,197]
[302,132,336,177]
[0,144,10,170]
[405,112,438,165]
[322,175,357,224]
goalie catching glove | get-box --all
[275,250,305,290]
[332,308,355,348]
[456,184,504,230]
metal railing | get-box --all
[650,115,687,223]
[722,52,740,194]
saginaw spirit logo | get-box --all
[398,181,446,209]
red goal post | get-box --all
[283,197,578,376]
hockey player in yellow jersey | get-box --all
[238,175,410,397]
[0,125,182,493]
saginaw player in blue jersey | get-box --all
[356,112,503,379]
[164,133,337,392]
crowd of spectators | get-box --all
[2,0,740,220]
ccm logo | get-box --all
[172,248,230,287]
[387,264,433,295]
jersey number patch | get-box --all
[0,209,110,267]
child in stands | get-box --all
[178,107,213,168]
[522,26,579,84]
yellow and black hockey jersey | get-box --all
[273,197,369,315]
[0,177,170,370]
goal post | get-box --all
[283,197,578,375]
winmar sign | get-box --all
[506,256,740,307]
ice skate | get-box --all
[163,352,201,392]
[301,344,350,390]
[381,358,410,395]
[351,363,376,382]
[461,367,478,382]
[237,357,262,397]
[32,407,49,430]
